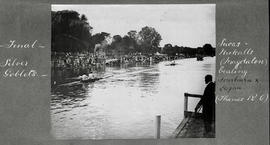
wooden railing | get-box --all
[184,93,202,118]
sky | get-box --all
[52,4,215,48]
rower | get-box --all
[88,72,95,79]
[81,74,88,81]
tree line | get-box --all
[52,10,215,57]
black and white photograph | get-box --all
[50,4,216,139]
[1,0,269,145]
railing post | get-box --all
[184,93,188,118]
[155,115,161,139]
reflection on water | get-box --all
[51,57,215,139]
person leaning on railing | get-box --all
[195,74,215,136]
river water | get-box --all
[51,57,215,139]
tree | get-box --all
[138,26,162,54]
[162,44,175,56]
[112,35,122,43]
[108,35,126,57]
[127,30,138,40]
[91,32,110,45]
[80,14,88,22]
[197,47,204,56]
[51,10,93,52]
[203,44,214,56]
[126,31,140,52]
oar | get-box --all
[103,75,113,78]
[98,75,113,80]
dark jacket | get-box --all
[198,82,215,122]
